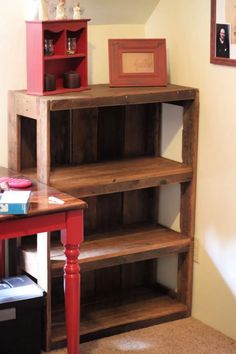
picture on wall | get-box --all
[215,23,230,58]
[211,0,236,65]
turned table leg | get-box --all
[61,210,84,354]
[0,240,5,278]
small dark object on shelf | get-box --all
[44,73,56,91]
[63,70,81,88]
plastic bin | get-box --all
[0,275,44,354]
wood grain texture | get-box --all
[37,100,51,184]
[48,84,197,111]
[124,104,158,157]
[72,108,98,164]
[178,91,199,313]
[9,84,197,114]
[50,110,71,166]
[20,225,190,274]
[0,166,86,222]
[98,106,125,160]
[20,116,37,169]
[50,286,188,346]
[22,157,192,198]
[123,189,155,225]
[8,84,199,349]
[8,91,21,171]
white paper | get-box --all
[0,191,31,204]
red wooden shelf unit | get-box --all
[26,19,90,95]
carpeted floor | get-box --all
[45,317,236,354]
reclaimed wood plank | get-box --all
[50,287,188,346]
[10,84,197,114]
[20,225,190,274]
[22,157,192,198]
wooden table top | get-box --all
[10,84,198,114]
[0,166,87,221]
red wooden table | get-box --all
[0,167,86,354]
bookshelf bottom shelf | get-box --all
[51,285,188,349]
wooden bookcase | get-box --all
[8,84,199,351]
[26,19,90,95]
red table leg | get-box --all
[0,240,5,278]
[61,210,84,354]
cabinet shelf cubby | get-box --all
[26,19,90,95]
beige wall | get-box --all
[88,24,144,84]
[0,3,26,167]
[0,1,144,167]
[146,0,236,341]
[1,0,236,342]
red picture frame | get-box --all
[210,0,236,66]
[108,39,167,87]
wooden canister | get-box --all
[44,73,56,91]
[63,71,81,88]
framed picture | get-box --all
[211,0,236,66]
[108,39,167,87]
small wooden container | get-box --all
[44,74,56,91]
[63,71,81,88]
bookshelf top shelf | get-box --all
[12,84,198,116]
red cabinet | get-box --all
[26,20,90,95]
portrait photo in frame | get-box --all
[211,0,236,66]
[108,39,167,87]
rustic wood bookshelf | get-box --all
[8,84,199,350]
